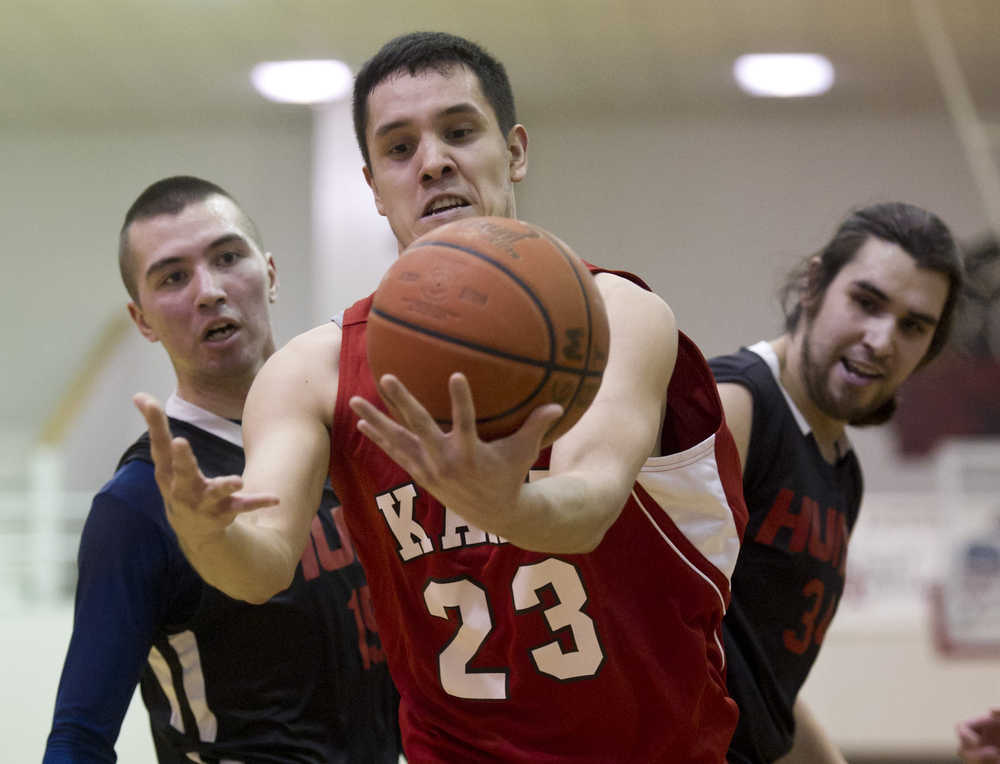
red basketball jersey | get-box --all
[329,270,747,763]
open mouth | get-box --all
[422,196,470,219]
[841,358,882,380]
[204,323,238,341]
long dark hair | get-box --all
[781,201,964,366]
[780,202,965,426]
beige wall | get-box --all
[0,118,312,490]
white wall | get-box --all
[520,112,987,361]
[311,99,399,324]
[4,107,996,761]
[0,117,313,491]
[520,112,990,494]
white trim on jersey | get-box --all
[635,433,742,581]
[746,340,811,437]
[148,644,186,735]
[745,340,855,455]
[166,393,243,447]
[631,485,727,615]
[630,460,732,672]
[147,631,219,745]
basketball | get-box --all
[367,216,610,446]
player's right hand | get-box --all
[958,708,1000,763]
[133,393,280,550]
[350,372,562,544]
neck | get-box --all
[175,374,253,421]
[771,334,848,461]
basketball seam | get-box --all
[536,230,600,437]
[408,239,559,367]
[369,308,603,378]
[379,230,603,433]
[386,237,578,428]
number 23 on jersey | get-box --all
[424,557,606,700]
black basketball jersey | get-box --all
[117,418,400,763]
[710,343,863,763]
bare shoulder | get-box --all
[593,271,677,345]
[280,321,342,361]
[716,381,754,468]
[549,271,676,477]
[247,321,342,428]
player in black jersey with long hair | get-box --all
[710,201,964,763]
[44,176,400,763]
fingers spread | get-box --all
[449,373,478,438]
[203,475,246,501]
[377,375,440,436]
[350,394,404,436]
[228,492,281,515]
[135,393,174,470]
[170,437,205,489]
[514,403,564,450]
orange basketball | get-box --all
[367,216,610,446]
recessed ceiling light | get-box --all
[733,53,834,98]
[251,59,352,104]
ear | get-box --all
[127,301,159,343]
[265,253,279,303]
[363,164,387,217]
[506,124,528,183]
[801,255,823,307]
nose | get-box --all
[418,137,453,183]
[863,315,895,358]
[193,266,226,308]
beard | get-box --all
[799,323,897,427]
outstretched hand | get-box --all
[133,393,280,551]
[349,373,562,538]
[958,708,1000,763]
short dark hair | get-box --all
[119,175,261,303]
[352,31,517,169]
[780,201,965,425]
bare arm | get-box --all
[716,381,754,470]
[134,322,339,603]
[525,273,676,550]
[775,698,848,764]
[351,272,677,553]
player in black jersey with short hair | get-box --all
[44,176,400,763]
[711,202,964,763]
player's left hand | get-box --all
[349,372,562,537]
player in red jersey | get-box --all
[135,32,747,762]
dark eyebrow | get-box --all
[853,280,890,302]
[144,256,185,282]
[372,103,482,139]
[206,233,247,251]
[853,280,939,327]
[144,234,248,281]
